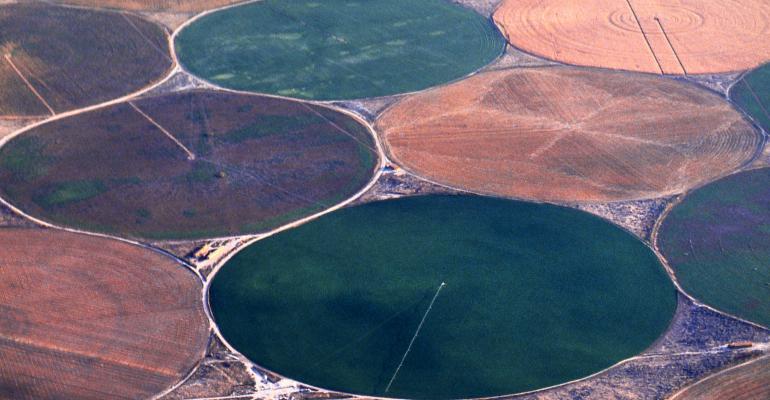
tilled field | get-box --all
[670,355,770,400]
[0,90,378,239]
[0,3,172,117]
[0,228,209,400]
[376,67,760,202]
[493,0,770,75]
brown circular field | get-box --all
[0,90,378,240]
[376,67,760,202]
[0,3,171,117]
[0,228,209,400]
[493,0,770,75]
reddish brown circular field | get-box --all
[0,229,209,400]
[493,0,770,75]
[376,67,760,202]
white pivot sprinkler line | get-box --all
[385,281,446,393]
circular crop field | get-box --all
[493,0,770,75]
[0,3,171,117]
[731,62,770,133]
[376,67,760,203]
[211,195,677,399]
[0,90,378,239]
[0,228,209,400]
[659,168,770,329]
[175,0,504,100]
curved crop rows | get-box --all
[376,67,760,203]
[0,229,210,400]
[493,0,770,74]
[670,355,770,400]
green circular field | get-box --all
[211,195,676,399]
[659,168,770,329]
[731,62,770,133]
[175,0,504,100]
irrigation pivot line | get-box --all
[654,17,687,75]
[624,0,664,75]
[385,281,447,393]
[129,101,196,160]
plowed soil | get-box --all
[0,228,209,400]
[376,67,760,202]
[53,0,244,13]
[670,355,770,400]
[493,0,770,75]
[0,90,377,239]
[0,3,171,117]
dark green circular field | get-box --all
[211,195,676,399]
[0,90,377,240]
[731,62,770,133]
[659,168,770,329]
[175,0,504,100]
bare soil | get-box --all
[376,67,760,202]
[0,228,210,400]
[493,0,770,75]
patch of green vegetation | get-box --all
[221,114,320,144]
[34,179,106,208]
[212,195,676,399]
[0,136,50,182]
[175,0,505,100]
[731,63,770,133]
[659,168,770,328]
[184,161,220,185]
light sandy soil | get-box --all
[493,0,770,75]
[0,229,210,400]
[376,67,761,203]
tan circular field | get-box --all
[0,229,210,400]
[493,0,770,75]
[376,67,760,202]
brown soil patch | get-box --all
[670,355,770,400]
[53,0,245,13]
[493,0,770,75]
[376,67,760,202]
[0,228,209,400]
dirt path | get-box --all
[4,54,55,115]
[129,100,196,160]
